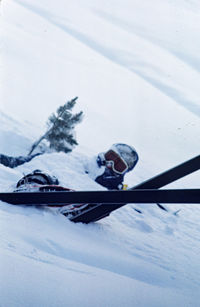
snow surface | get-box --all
[0,0,200,306]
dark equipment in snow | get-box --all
[0,154,199,223]
[16,170,59,187]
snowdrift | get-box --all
[0,0,200,306]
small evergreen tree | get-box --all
[28,97,83,155]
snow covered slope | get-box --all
[1,0,200,163]
[0,145,200,307]
[0,0,200,306]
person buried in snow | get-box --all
[13,143,139,192]
[2,143,138,217]
[86,143,139,190]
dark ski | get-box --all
[70,154,200,223]
[0,155,199,223]
[0,189,199,205]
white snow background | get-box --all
[0,0,200,306]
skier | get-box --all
[86,143,139,190]
[14,143,139,191]
[13,143,139,218]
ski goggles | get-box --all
[104,150,128,174]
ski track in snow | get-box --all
[14,0,200,117]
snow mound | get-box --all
[0,0,200,305]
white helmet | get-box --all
[110,143,139,172]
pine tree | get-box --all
[28,97,83,155]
